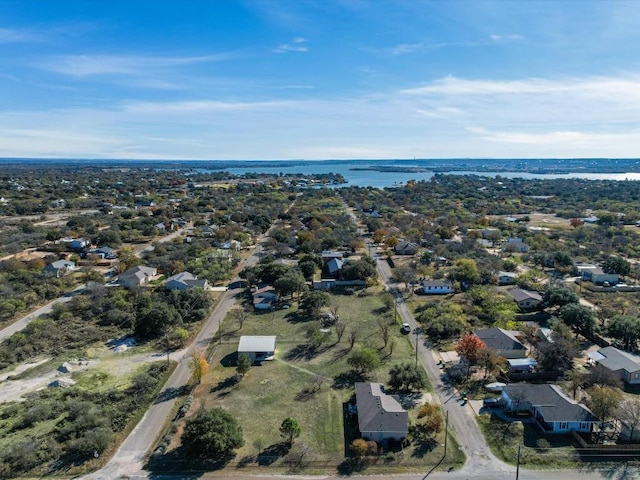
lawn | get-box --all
[158,286,465,474]
[477,414,580,468]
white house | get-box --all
[355,382,409,442]
[502,384,599,434]
[497,271,518,285]
[238,336,276,363]
[420,279,452,295]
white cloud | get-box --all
[0,27,43,43]
[489,34,522,42]
[272,37,308,53]
[39,53,234,76]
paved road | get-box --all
[84,229,268,479]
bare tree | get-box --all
[310,374,325,393]
[378,318,390,348]
[388,337,397,356]
[232,308,248,330]
[329,303,340,321]
[335,321,346,343]
[348,329,358,349]
[617,398,640,441]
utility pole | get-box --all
[444,410,449,458]
[394,295,397,322]
[516,444,521,480]
[414,331,419,367]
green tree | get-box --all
[347,347,381,374]
[181,408,244,457]
[451,258,480,285]
[299,290,330,320]
[279,417,302,445]
[559,303,597,338]
[388,363,428,392]
[274,270,308,299]
[608,315,640,351]
[541,286,579,311]
[587,386,623,429]
[602,256,631,276]
[237,353,252,377]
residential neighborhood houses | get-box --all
[3,166,640,478]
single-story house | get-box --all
[503,237,529,252]
[61,237,90,250]
[164,271,208,290]
[575,263,619,286]
[325,257,344,276]
[238,335,276,363]
[43,260,76,277]
[588,346,640,385]
[155,222,166,232]
[473,328,527,359]
[394,241,418,256]
[497,271,518,285]
[507,358,538,373]
[591,270,619,286]
[118,266,157,288]
[252,286,279,310]
[508,288,542,310]
[419,279,452,295]
[355,382,409,442]
[199,224,218,236]
[92,246,117,259]
[502,384,599,434]
[321,250,344,262]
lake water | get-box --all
[219,163,640,189]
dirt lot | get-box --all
[0,347,167,404]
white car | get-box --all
[401,323,412,334]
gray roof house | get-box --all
[238,335,276,363]
[164,271,208,290]
[508,288,542,310]
[497,271,518,285]
[325,257,344,276]
[118,266,157,288]
[394,241,418,256]
[502,384,599,434]
[588,346,640,385]
[473,327,527,358]
[355,382,409,442]
[43,260,76,278]
[252,286,279,310]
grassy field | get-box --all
[158,286,465,474]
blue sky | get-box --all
[2,0,640,160]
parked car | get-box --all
[483,398,501,409]
[401,323,411,334]
[281,304,290,309]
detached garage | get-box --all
[238,336,277,363]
